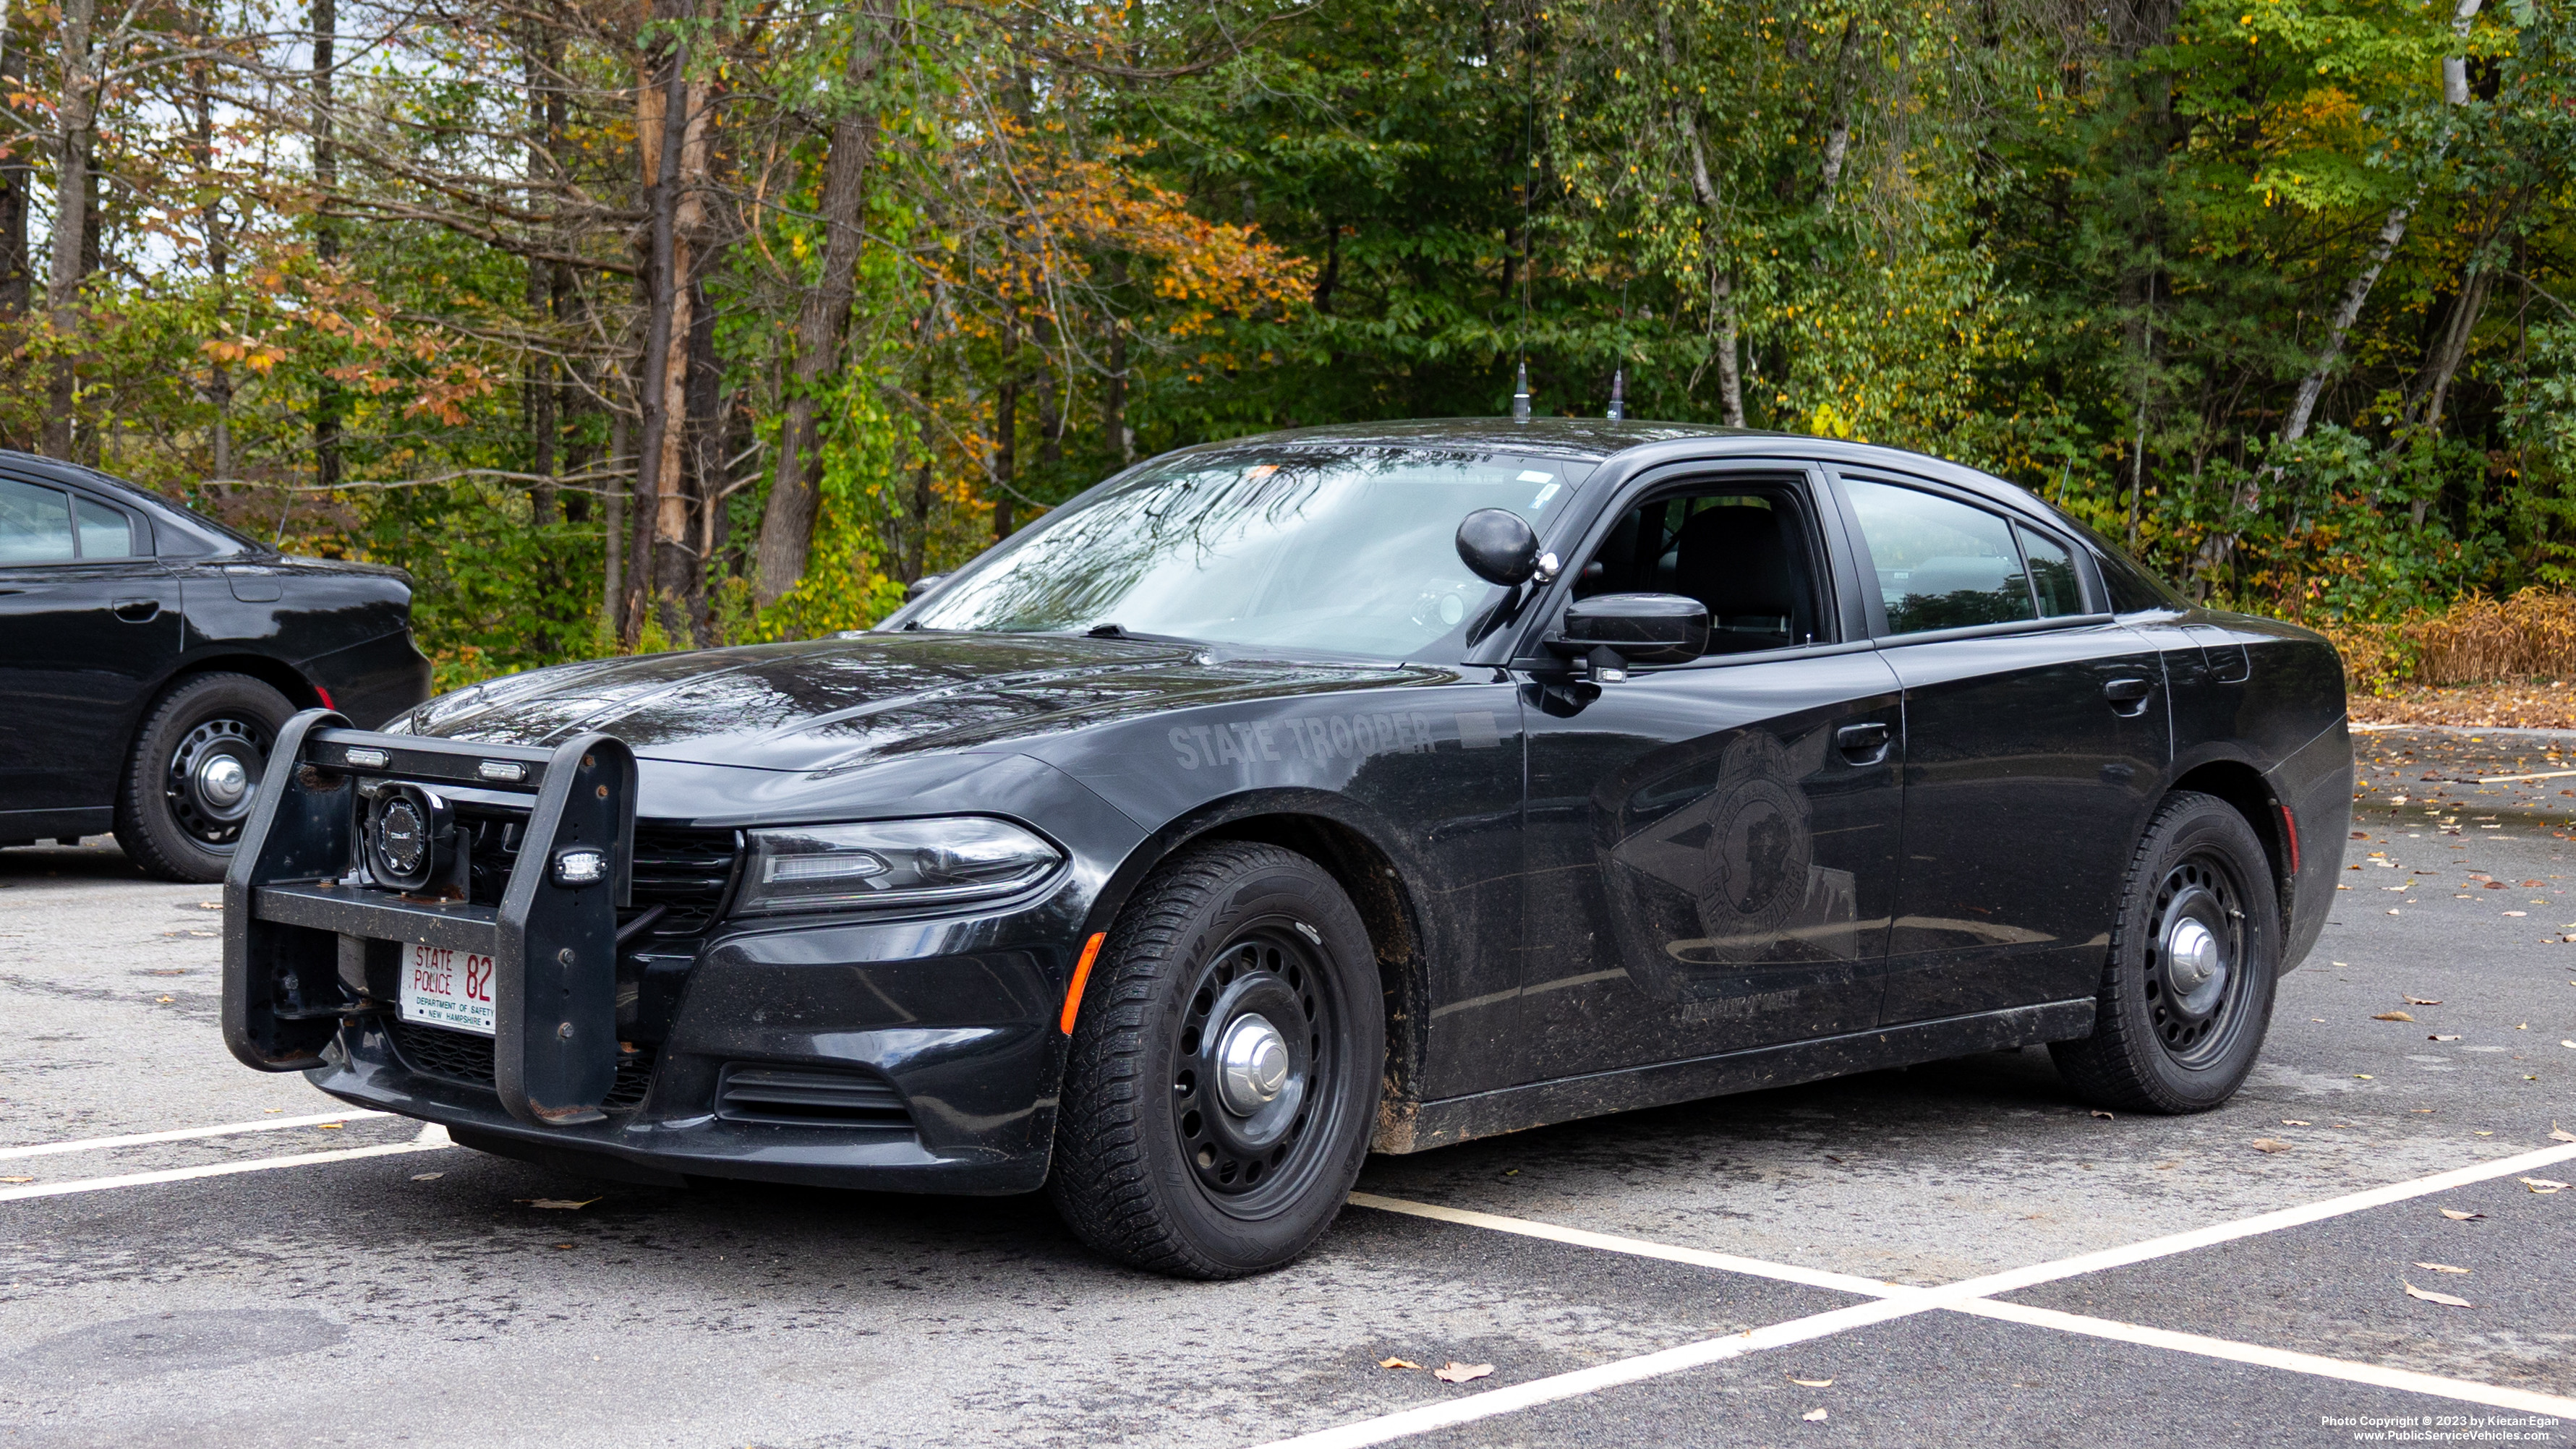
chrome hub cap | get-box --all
[196,753,250,811]
[1217,1014,1291,1114]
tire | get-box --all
[114,672,298,884]
[1048,842,1386,1278]
[2050,791,2281,1114]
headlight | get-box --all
[738,818,1062,915]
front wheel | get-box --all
[1048,842,1385,1278]
[2050,791,2280,1114]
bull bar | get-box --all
[220,709,639,1126]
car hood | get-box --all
[401,632,1436,775]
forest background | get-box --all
[6,0,2575,692]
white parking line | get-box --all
[0,1124,452,1202]
[1280,1140,2576,1449]
[1954,1300,2576,1419]
[0,1111,394,1161]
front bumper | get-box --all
[312,906,1081,1194]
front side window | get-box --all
[908,448,1592,659]
[0,478,76,564]
[1572,482,1822,654]
[1843,478,2035,635]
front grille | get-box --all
[387,1020,658,1111]
[715,1064,913,1129]
[451,805,738,937]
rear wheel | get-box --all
[114,672,297,883]
[1048,842,1384,1278]
[2050,791,2279,1114]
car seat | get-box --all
[1673,505,1804,654]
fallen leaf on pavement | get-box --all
[2404,1282,2473,1308]
[2373,1011,2416,1022]
[2281,1119,2311,1127]
[1434,1362,1493,1385]
[2551,1124,2576,1143]
[2405,996,2444,1006]
[2355,1074,2376,1080]
[2520,1178,2569,1194]
[2090,1111,2113,1120]
[2250,1139,2295,1153]
[2439,1209,2485,1221]
[520,1197,602,1210]
[315,1122,343,1130]
[1788,1377,1835,1388]
[409,1172,443,1181]
[1378,1358,1422,1371]
[2431,1035,2462,1042]
[0,1176,32,1184]
[1803,1409,1830,1422]
[2412,1262,2470,1273]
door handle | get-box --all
[2104,678,2153,715]
[1836,722,1892,764]
[113,597,161,623]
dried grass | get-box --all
[2325,589,2576,695]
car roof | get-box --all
[1172,419,2056,521]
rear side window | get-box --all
[1843,479,2034,634]
[2017,524,2085,617]
[0,478,76,563]
[74,495,136,558]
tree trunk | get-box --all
[628,4,693,646]
[604,405,628,633]
[312,0,343,490]
[1714,274,1744,428]
[191,64,233,482]
[524,23,560,526]
[1662,8,1742,429]
[43,0,100,459]
[683,269,723,640]
[752,1,892,607]
[992,376,1018,540]
[0,30,29,323]
[1816,19,1861,212]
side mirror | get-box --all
[1561,592,1709,666]
[1456,509,1552,586]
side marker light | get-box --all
[1059,932,1107,1036]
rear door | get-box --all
[1514,463,1907,1080]
[0,476,183,820]
[1830,471,2170,1022]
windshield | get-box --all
[908,447,1594,659]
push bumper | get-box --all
[307,912,1078,1195]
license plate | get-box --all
[399,944,496,1037]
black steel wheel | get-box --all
[2051,791,2279,1114]
[1049,841,1383,1278]
[114,672,297,883]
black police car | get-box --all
[1,453,430,881]
[221,421,2350,1278]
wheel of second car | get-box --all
[114,672,298,884]
[2050,790,2281,1114]
[1049,841,1386,1278]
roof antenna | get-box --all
[1512,359,1532,422]
[1605,367,1626,421]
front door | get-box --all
[1833,471,2172,1023]
[1514,471,1906,1081]
[0,476,182,821]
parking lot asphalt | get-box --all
[1,724,2570,1448]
